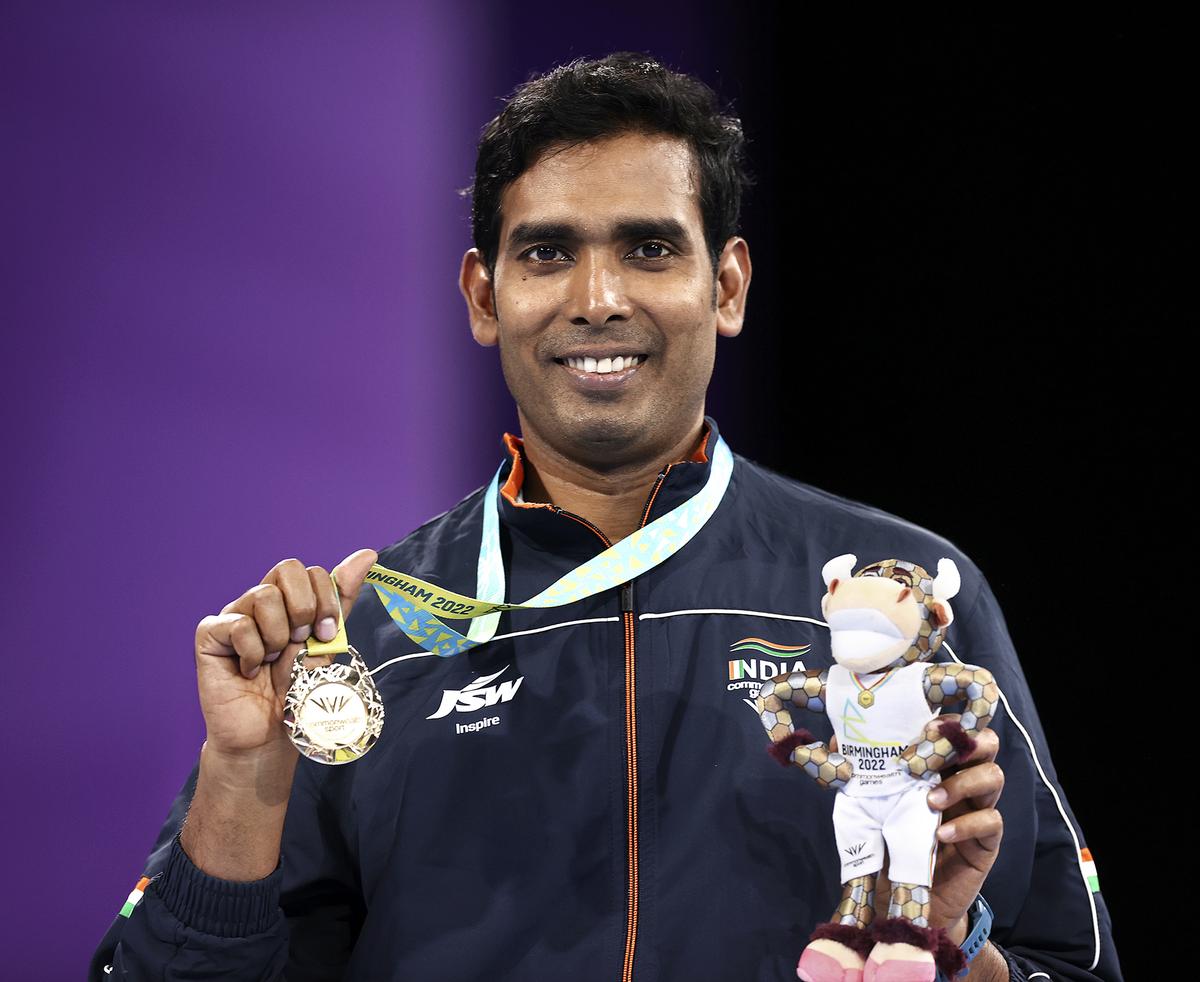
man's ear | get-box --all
[459,248,498,347]
[714,236,752,339]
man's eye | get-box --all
[526,246,570,262]
[628,241,672,260]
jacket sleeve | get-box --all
[89,762,359,981]
[952,569,1123,982]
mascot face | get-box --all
[820,555,959,674]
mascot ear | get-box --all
[931,602,954,628]
[933,558,961,602]
[822,554,856,588]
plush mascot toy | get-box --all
[756,555,999,982]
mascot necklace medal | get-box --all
[852,668,897,709]
[284,576,385,765]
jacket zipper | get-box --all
[619,578,637,982]
[554,467,670,982]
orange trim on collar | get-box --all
[500,421,712,505]
[500,433,554,510]
[690,422,711,463]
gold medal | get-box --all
[284,644,384,764]
[857,690,875,708]
[283,572,383,765]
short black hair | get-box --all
[469,52,750,275]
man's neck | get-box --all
[517,418,707,544]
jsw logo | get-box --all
[427,666,525,720]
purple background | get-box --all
[2,4,728,976]
[5,4,498,975]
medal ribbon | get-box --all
[851,667,898,696]
[368,435,734,657]
[303,573,350,658]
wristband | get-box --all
[938,894,993,980]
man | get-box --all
[93,54,1120,981]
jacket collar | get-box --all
[495,416,722,558]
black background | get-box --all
[711,24,1172,973]
[489,16,1176,976]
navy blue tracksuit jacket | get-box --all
[93,419,1121,980]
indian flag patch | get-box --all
[119,876,151,918]
[1080,848,1100,893]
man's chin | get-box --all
[562,417,646,459]
[515,387,702,471]
[534,407,665,469]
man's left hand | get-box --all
[925,721,1004,943]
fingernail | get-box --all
[928,788,947,807]
[291,625,311,643]
[937,824,955,841]
[317,617,337,642]
[264,650,282,663]
[247,665,261,679]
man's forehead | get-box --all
[498,132,702,243]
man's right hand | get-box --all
[180,548,377,882]
[194,549,378,758]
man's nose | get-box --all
[565,252,634,326]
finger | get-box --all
[946,833,1002,876]
[309,566,340,642]
[331,548,379,618]
[239,583,291,660]
[196,613,239,659]
[928,761,1005,813]
[932,723,998,780]
[231,611,272,678]
[223,558,314,641]
[266,558,318,643]
[200,610,270,679]
[266,640,314,690]
[958,727,999,766]
[199,610,269,677]
[937,807,1003,853]
[220,588,287,662]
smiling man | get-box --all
[459,128,748,542]
[93,54,1121,981]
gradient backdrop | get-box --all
[6,7,1162,978]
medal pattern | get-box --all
[284,645,385,764]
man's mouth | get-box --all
[555,354,647,376]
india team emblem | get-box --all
[726,637,811,706]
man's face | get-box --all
[461,131,749,472]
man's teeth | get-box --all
[563,355,645,374]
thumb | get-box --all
[332,548,379,618]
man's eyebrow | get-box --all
[507,222,578,249]
[506,217,693,250]
[612,217,690,244]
